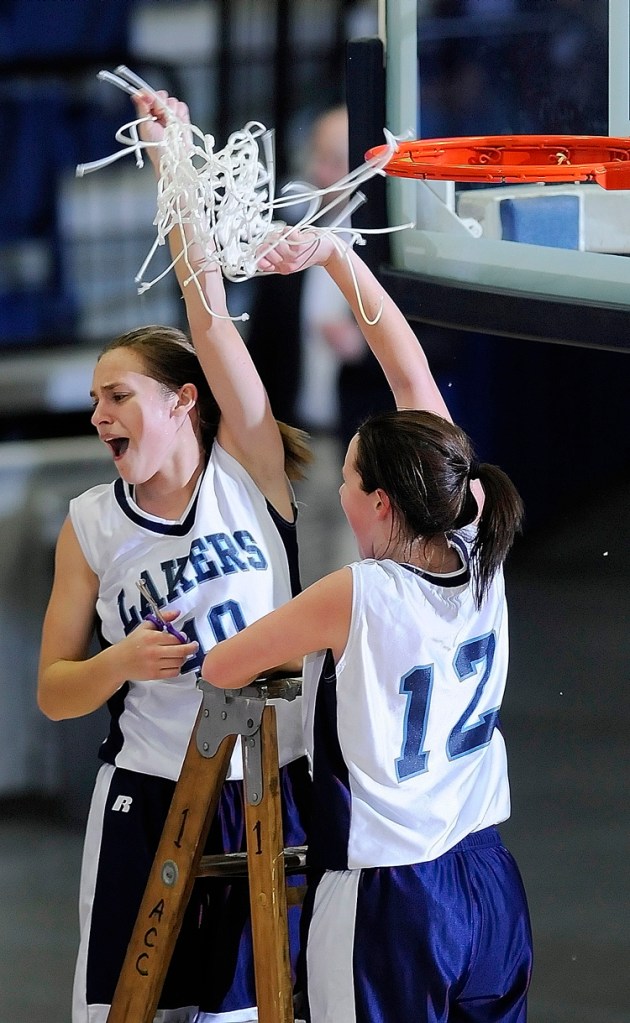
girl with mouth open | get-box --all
[37,92,311,1023]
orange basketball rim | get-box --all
[365,135,630,189]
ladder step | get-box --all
[197,845,308,878]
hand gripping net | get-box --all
[76,66,410,322]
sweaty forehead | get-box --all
[93,351,146,384]
[92,347,147,386]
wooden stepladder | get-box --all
[106,677,305,1023]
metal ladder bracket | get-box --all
[196,679,272,804]
[195,680,266,756]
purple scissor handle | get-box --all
[135,579,188,644]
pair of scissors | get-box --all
[136,579,188,644]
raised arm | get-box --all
[257,232,451,420]
[133,91,292,518]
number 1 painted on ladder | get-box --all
[175,807,189,848]
[253,819,263,855]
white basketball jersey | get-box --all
[302,535,511,869]
[70,441,304,781]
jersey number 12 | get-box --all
[395,632,499,781]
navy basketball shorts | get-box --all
[303,827,532,1023]
[73,757,310,1023]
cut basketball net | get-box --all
[365,135,630,188]
[76,66,411,323]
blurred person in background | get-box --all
[246,105,393,582]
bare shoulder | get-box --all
[55,514,94,575]
[298,567,353,661]
[305,566,353,603]
[40,516,99,668]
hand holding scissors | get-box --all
[136,579,189,644]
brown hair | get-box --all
[355,409,524,607]
[99,325,312,481]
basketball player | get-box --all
[37,93,311,1023]
[202,231,533,1023]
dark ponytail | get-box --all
[471,462,524,607]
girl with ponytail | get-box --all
[202,233,532,1022]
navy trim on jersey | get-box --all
[266,500,301,596]
[99,682,130,764]
[308,650,351,871]
[113,477,201,536]
[113,478,302,599]
[450,531,470,564]
[401,532,471,588]
[92,619,129,766]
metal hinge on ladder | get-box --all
[195,676,302,805]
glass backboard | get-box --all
[382,0,630,346]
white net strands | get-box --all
[76,66,411,322]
